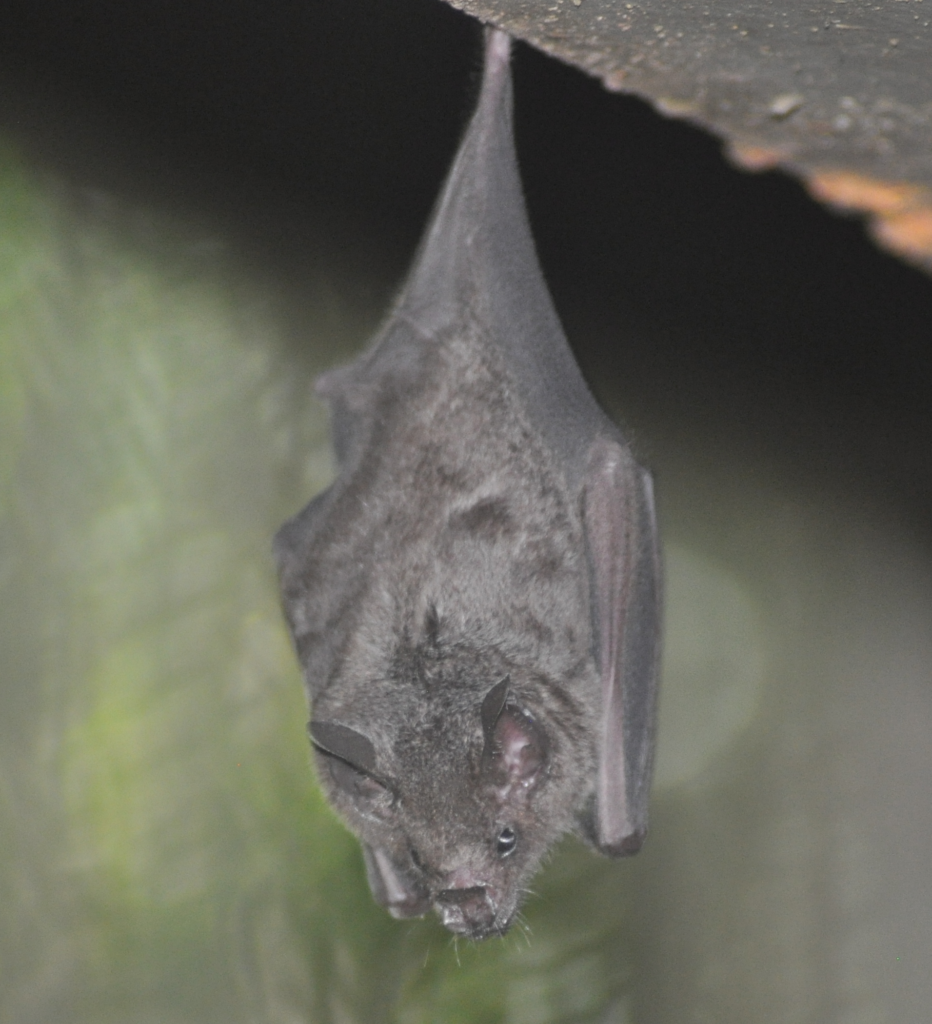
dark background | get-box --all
[3,0,932,512]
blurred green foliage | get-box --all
[0,142,644,1024]
[4,123,931,1023]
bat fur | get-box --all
[275,27,661,940]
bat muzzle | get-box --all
[434,885,505,938]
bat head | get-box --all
[309,673,573,939]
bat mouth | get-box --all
[433,886,512,939]
[438,912,513,941]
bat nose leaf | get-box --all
[435,885,497,936]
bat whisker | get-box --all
[512,911,534,948]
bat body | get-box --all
[275,29,660,940]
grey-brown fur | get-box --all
[274,28,661,939]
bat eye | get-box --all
[496,827,517,858]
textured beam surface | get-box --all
[444,0,932,272]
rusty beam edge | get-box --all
[445,1,932,276]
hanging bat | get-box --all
[274,28,661,940]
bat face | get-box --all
[310,673,571,939]
[274,29,661,938]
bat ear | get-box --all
[480,678,548,799]
[582,437,661,856]
[309,720,378,771]
[361,844,431,920]
[309,720,393,815]
[480,676,510,741]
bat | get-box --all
[274,28,661,940]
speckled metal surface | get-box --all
[443,0,932,271]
